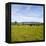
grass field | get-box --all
[11,24,43,42]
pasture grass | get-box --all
[11,24,43,42]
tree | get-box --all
[15,21,17,24]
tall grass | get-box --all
[11,24,43,42]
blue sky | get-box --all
[11,4,43,23]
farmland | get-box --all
[11,24,44,42]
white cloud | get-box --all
[11,15,43,23]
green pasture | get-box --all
[11,24,43,42]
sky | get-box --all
[11,4,43,23]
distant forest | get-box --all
[11,21,43,26]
